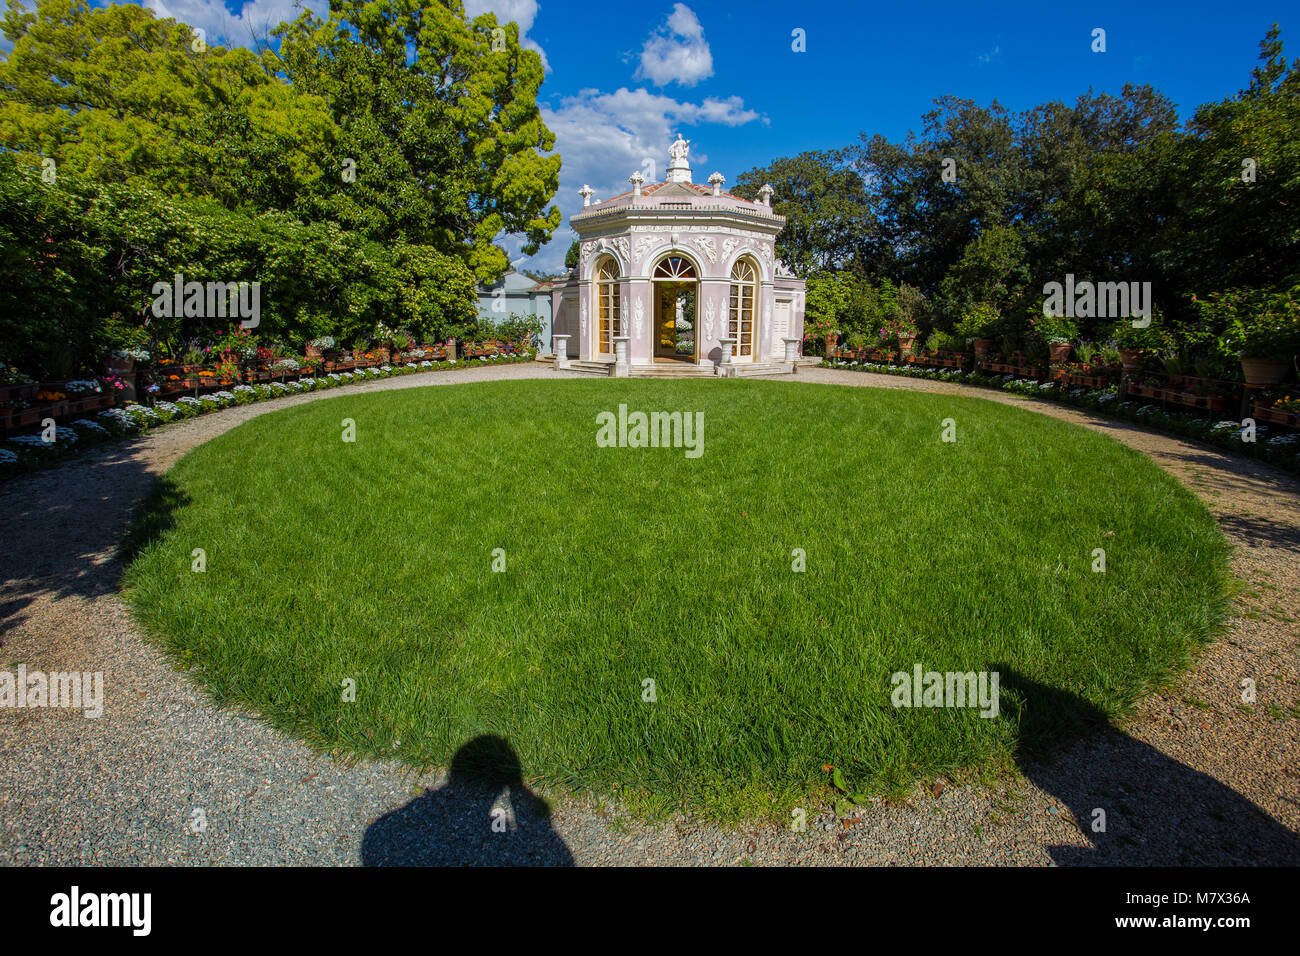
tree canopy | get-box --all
[0,0,561,377]
[738,26,1300,362]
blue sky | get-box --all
[90,1,1298,270]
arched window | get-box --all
[652,256,697,280]
[596,257,621,355]
[729,258,757,358]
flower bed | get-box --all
[1,380,117,435]
[0,352,535,480]
[1254,401,1300,427]
[1054,370,1116,388]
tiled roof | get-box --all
[599,180,753,204]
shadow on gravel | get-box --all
[362,735,574,866]
[1000,668,1300,865]
[1214,511,1300,553]
[0,438,165,640]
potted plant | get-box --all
[1031,311,1077,363]
[880,314,919,354]
[1108,314,1173,371]
[106,346,150,373]
[1231,297,1298,386]
[1193,286,1299,386]
[845,331,868,359]
[955,303,999,358]
[803,316,839,358]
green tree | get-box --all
[0,0,338,212]
[274,0,562,283]
[732,150,880,277]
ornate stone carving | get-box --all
[690,236,718,263]
[704,297,717,342]
[632,234,661,265]
[721,237,741,262]
[763,301,771,342]
[580,240,597,268]
[759,241,774,261]
[633,297,645,339]
[580,298,588,338]
[612,237,630,264]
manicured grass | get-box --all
[123,379,1231,820]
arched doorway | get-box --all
[594,256,621,358]
[651,255,698,362]
[729,256,759,361]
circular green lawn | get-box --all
[123,379,1230,820]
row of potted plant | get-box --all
[0,352,536,479]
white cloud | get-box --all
[463,0,550,72]
[511,86,760,273]
[140,0,549,69]
[142,0,321,49]
[635,3,713,87]
[976,44,1001,65]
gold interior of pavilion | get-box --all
[654,282,697,362]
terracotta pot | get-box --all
[823,333,837,356]
[1240,357,1290,387]
[1119,349,1144,370]
[898,335,915,354]
[1049,342,1072,363]
[972,338,993,357]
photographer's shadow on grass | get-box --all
[1000,668,1300,865]
[362,735,574,866]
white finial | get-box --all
[708,171,725,197]
[579,184,594,207]
[629,170,645,197]
[758,183,774,207]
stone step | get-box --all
[564,361,613,376]
[631,365,717,378]
[730,362,794,377]
[553,360,795,378]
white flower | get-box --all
[72,419,110,437]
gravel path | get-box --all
[2,363,1297,865]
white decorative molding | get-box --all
[580,240,597,268]
[721,237,741,261]
[690,236,718,263]
[580,299,588,338]
[632,234,661,264]
[704,297,717,342]
[632,297,645,339]
[759,241,774,261]
[762,300,771,343]
[612,236,630,264]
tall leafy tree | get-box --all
[732,150,880,277]
[274,0,562,282]
[0,0,338,212]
